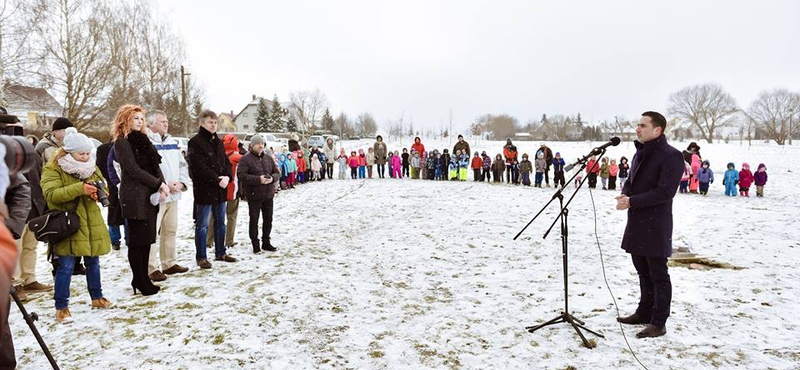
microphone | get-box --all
[563,137,621,172]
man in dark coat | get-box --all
[452,134,470,158]
[237,135,280,254]
[97,141,125,250]
[187,110,235,268]
[615,111,683,339]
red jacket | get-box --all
[471,156,482,169]
[586,159,600,174]
[358,154,367,166]
[348,155,359,168]
[223,134,242,201]
[411,142,425,155]
[297,156,307,172]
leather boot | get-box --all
[636,324,666,338]
[252,240,261,254]
[616,313,649,325]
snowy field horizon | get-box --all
[9,138,800,369]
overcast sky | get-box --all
[154,0,799,132]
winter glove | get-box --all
[722,180,726,186]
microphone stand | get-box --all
[514,148,608,349]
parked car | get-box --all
[307,135,325,148]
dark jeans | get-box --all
[482,168,491,182]
[631,255,672,327]
[248,198,274,250]
[473,169,480,181]
[195,202,227,259]
[54,255,103,309]
[609,176,617,190]
[545,166,551,184]
[326,163,334,179]
[402,164,409,177]
[350,167,357,179]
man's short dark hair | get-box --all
[642,111,667,133]
[198,110,217,123]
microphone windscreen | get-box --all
[610,137,621,146]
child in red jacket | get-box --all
[296,152,308,183]
[738,162,754,197]
[470,151,482,182]
[348,151,359,179]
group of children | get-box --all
[580,155,629,191]
[680,159,769,197]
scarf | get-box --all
[58,154,97,180]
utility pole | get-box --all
[180,65,191,136]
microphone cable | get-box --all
[587,186,650,370]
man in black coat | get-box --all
[187,110,236,268]
[237,135,280,254]
[615,111,683,339]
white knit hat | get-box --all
[62,127,94,153]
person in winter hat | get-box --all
[534,152,547,187]
[296,151,307,184]
[586,155,600,189]
[336,148,347,180]
[448,150,460,180]
[237,133,281,253]
[738,163,754,197]
[609,159,619,191]
[754,163,768,197]
[439,149,450,181]
[689,153,701,193]
[457,150,469,181]
[491,154,505,183]
[411,150,422,179]
[481,151,492,182]
[696,160,714,196]
[723,162,739,197]
[348,150,359,179]
[35,117,73,164]
[470,151,482,182]
[310,153,322,181]
[391,150,403,178]
[599,157,610,190]
[519,153,533,186]
[679,159,692,193]
[42,126,116,323]
[366,147,376,179]
[277,153,289,189]
[419,150,427,180]
[358,149,367,179]
[552,152,566,187]
[401,148,410,178]
[618,156,630,192]
[427,150,438,180]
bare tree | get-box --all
[0,0,44,104]
[746,89,800,146]
[667,83,739,143]
[356,112,377,137]
[290,88,328,134]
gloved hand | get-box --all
[723,180,726,186]
[83,183,98,196]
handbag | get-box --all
[27,206,80,244]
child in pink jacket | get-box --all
[391,150,402,178]
[348,151,359,179]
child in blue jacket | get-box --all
[723,162,738,197]
[696,160,714,196]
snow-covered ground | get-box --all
[10,138,800,369]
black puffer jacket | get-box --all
[237,150,280,201]
[115,131,164,220]
[96,142,123,226]
[187,127,231,205]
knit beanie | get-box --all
[53,117,74,131]
[250,134,265,146]
[62,127,94,153]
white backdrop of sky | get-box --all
[154,0,799,132]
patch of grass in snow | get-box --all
[668,258,744,270]
[413,342,462,370]
[181,286,206,298]
[108,316,138,325]
[174,302,201,310]
[212,333,225,345]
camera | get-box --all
[88,180,110,207]
[0,113,37,176]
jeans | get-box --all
[326,163,334,179]
[358,166,366,178]
[195,202,227,260]
[631,255,671,327]
[108,223,128,245]
[54,255,102,309]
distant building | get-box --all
[233,94,298,133]
[2,83,62,129]
[514,132,533,141]
[218,112,236,132]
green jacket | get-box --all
[599,162,610,178]
[41,161,111,257]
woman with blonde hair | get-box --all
[41,127,114,322]
[112,105,170,296]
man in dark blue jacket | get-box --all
[615,111,683,339]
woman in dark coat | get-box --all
[112,105,169,296]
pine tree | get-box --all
[255,99,270,132]
[268,96,284,132]
[286,115,298,133]
[321,108,335,133]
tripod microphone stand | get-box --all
[514,148,609,349]
[9,287,60,369]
